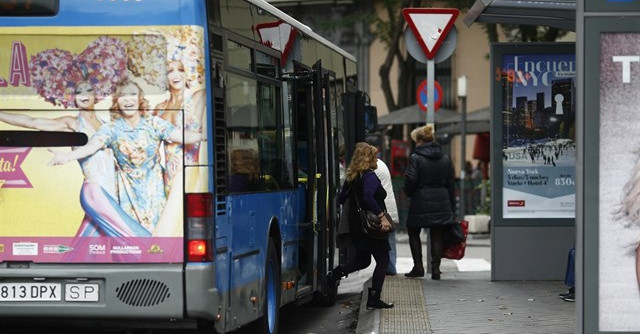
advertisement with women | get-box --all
[598,32,640,332]
[0,26,207,263]
[497,49,576,219]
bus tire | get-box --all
[258,238,280,334]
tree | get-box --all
[311,0,570,113]
[368,0,422,113]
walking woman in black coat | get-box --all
[404,125,456,280]
[328,142,394,309]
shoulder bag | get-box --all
[350,183,394,240]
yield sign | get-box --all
[402,8,459,60]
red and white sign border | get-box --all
[402,8,459,60]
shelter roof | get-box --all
[463,0,576,31]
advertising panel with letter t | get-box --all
[597,32,640,332]
[493,44,576,219]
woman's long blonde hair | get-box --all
[616,152,640,253]
[345,142,378,182]
[619,158,640,229]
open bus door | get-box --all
[313,61,340,304]
[291,61,319,301]
[338,91,378,271]
[310,60,329,298]
[290,60,336,304]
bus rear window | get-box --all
[0,0,59,16]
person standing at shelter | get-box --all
[328,142,394,309]
[370,147,400,276]
[558,246,575,302]
[403,125,456,280]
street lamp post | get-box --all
[458,75,467,221]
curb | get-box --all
[354,278,379,334]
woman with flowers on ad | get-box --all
[0,37,150,240]
[126,28,207,236]
[127,28,206,193]
[48,79,206,235]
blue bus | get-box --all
[0,1,367,333]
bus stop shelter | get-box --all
[462,0,578,283]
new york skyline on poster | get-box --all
[500,53,576,219]
[503,53,575,114]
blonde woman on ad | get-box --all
[617,158,640,288]
[48,79,205,236]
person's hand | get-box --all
[47,148,70,166]
[380,215,392,232]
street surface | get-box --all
[0,231,492,334]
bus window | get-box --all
[226,73,259,192]
[0,0,58,16]
[257,82,282,190]
[256,50,279,79]
[282,83,295,190]
[227,40,252,72]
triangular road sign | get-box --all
[403,8,459,60]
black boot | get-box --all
[366,288,394,310]
[404,266,425,278]
[406,230,424,278]
[431,259,442,280]
[431,269,441,280]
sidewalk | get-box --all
[354,233,576,334]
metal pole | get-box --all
[460,95,467,220]
[426,59,435,274]
[427,59,435,126]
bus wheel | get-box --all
[263,238,281,334]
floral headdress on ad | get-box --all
[29,36,128,108]
[127,27,205,90]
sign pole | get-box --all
[427,59,434,126]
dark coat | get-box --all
[339,170,390,253]
[404,141,456,228]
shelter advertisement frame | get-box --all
[581,16,640,333]
[491,43,576,226]
[586,0,640,13]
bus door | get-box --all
[323,70,340,298]
[311,61,330,297]
[314,67,344,303]
[291,62,316,298]
[290,60,330,299]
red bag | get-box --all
[443,220,469,260]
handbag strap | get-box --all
[350,181,363,211]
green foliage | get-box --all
[502,24,570,42]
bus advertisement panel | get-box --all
[0,26,207,263]
[498,51,577,219]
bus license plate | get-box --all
[0,283,61,301]
[65,283,99,302]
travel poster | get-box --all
[499,53,576,218]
